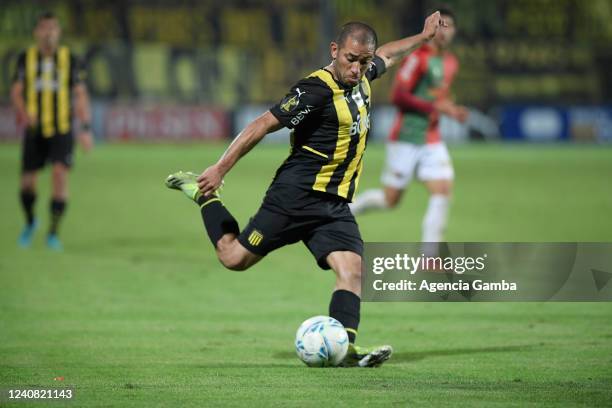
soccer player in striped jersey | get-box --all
[350,7,468,256]
[166,12,445,367]
[12,12,93,250]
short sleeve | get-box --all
[365,55,387,82]
[12,52,26,83]
[69,54,86,87]
[269,77,330,129]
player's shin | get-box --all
[20,190,36,226]
[49,199,66,236]
[329,289,360,344]
[422,194,450,255]
[197,195,239,247]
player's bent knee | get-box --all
[384,188,403,208]
[221,258,249,271]
[217,250,247,271]
[438,183,453,196]
[21,172,37,190]
[51,165,68,185]
[52,162,68,173]
[217,240,260,271]
[387,197,400,208]
[21,179,36,192]
[218,251,250,271]
[426,180,453,196]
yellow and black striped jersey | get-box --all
[13,46,84,138]
[269,55,386,202]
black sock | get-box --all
[197,195,239,247]
[20,190,36,226]
[329,289,360,344]
[49,199,66,235]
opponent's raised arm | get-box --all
[197,111,282,196]
[376,11,444,69]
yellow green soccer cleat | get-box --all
[165,171,203,202]
[341,343,393,368]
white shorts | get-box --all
[381,141,454,189]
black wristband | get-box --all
[80,122,91,131]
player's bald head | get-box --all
[335,21,378,50]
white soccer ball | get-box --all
[295,315,349,367]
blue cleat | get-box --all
[46,234,63,251]
[18,219,38,248]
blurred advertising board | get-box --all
[0,106,17,141]
[104,105,229,141]
[0,103,230,141]
[568,107,612,143]
[233,105,499,145]
[500,106,612,143]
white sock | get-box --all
[349,189,388,215]
[422,194,450,244]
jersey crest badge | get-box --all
[280,88,305,112]
[248,230,264,247]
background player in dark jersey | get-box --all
[11,12,93,250]
[166,12,445,367]
[350,7,468,256]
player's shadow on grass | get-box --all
[390,344,535,363]
[72,236,177,251]
[273,344,535,363]
[197,363,299,369]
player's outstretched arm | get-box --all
[197,111,282,196]
[376,11,444,69]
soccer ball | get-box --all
[295,316,349,367]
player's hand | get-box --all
[15,110,37,128]
[434,99,469,123]
[446,104,469,123]
[422,11,446,40]
[15,109,29,127]
[454,106,470,123]
[78,131,94,153]
[197,165,224,197]
[433,98,455,116]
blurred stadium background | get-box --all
[1,1,612,406]
[1,0,612,143]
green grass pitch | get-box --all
[1,142,611,406]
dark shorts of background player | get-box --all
[238,183,363,270]
[22,128,74,172]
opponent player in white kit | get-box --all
[350,7,468,254]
